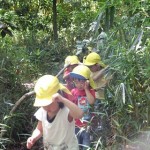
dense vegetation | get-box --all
[0,0,150,149]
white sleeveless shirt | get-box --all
[34,107,79,150]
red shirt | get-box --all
[71,88,95,127]
[63,91,76,104]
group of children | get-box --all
[26,52,110,150]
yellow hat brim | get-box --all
[34,83,71,107]
[84,61,96,66]
[98,61,106,68]
[84,60,106,68]
[34,97,53,107]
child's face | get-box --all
[73,78,86,90]
[43,101,59,113]
[88,64,101,72]
[68,64,78,71]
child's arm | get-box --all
[26,121,43,149]
[52,93,83,120]
[92,66,109,81]
[84,80,95,105]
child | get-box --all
[83,52,113,147]
[70,65,96,150]
[83,52,111,104]
[26,75,83,150]
[63,55,80,91]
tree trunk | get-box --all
[105,8,109,31]
[53,0,58,41]
[110,6,115,28]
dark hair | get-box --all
[57,90,65,108]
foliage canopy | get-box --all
[0,0,150,149]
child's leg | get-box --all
[75,127,83,149]
[80,129,90,150]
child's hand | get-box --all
[27,137,35,149]
[84,80,90,90]
[52,93,63,103]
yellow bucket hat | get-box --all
[83,52,106,67]
[64,55,80,67]
[70,65,95,89]
[34,75,71,107]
